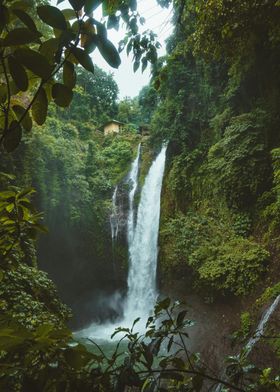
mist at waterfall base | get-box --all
[78,144,167,342]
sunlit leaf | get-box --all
[32,87,48,125]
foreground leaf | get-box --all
[37,5,67,30]
[15,48,53,80]
[8,56,28,92]
[32,88,48,125]
[63,61,76,89]
[97,37,121,68]
[3,28,41,46]
[12,105,32,132]
[71,47,94,73]
[3,121,22,152]
[52,83,73,107]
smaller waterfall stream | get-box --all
[215,294,280,391]
[110,186,119,241]
[245,294,280,354]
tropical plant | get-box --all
[0,186,46,266]
[0,0,160,152]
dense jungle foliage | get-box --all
[151,1,280,301]
[1,64,142,320]
[1,0,280,391]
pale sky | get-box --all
[50,0,174,98]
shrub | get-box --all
[0,264,71,330]
[160,212,269,296]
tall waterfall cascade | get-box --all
[78,144,167,340]
[124,144,167,324]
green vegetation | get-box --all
[1,0,280,390]
[0,0,159,152]
[146,0,280,303]
[161,212,269,296]
[1,263,71,330]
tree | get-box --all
[56,66,119,126]
[138,84,158,124]
[0,0,160,152]
[117,96,141,125]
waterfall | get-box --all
[215,294,280,391]
[127,143,141,246]
[78,145,167,340]
[245,294,280,354]
[110,186,118,241]
[124,144,167,323]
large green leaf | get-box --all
[81,20,98,53]
[62,8,77,20]
[69,0,86,11]
[0,5,9,33]
[12,105,32,132]
[71,47,94,73]
[97,37,121,68]
[0,83,7,104]
[83,34,98,54]
[52,83,73,107]
[32,88,48,125]
[85,0,102,15]
[12,9,37,31]
[3,121,22,152]
[0,5,9,34]
[39,38,60,63]
[14,48,53,80]
[8,56,28,92]
[63,61,76,89]
[37,5,67,30]
[94,19,107,39]
[2,28,41,46]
